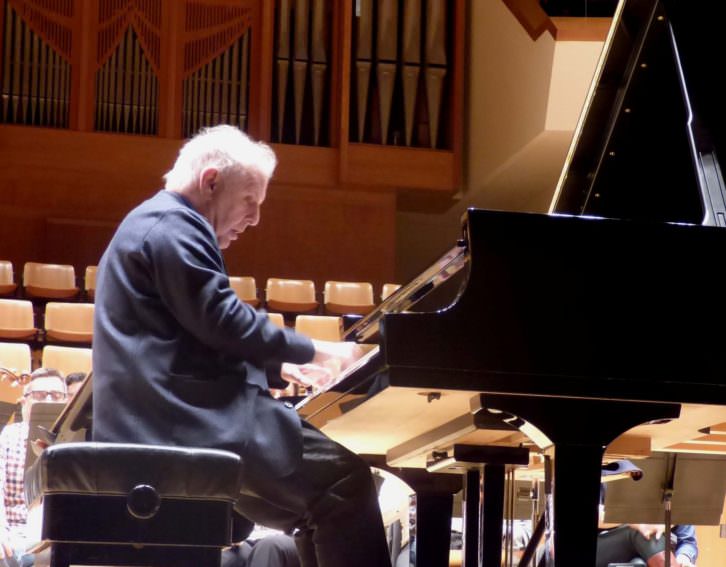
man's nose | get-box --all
[248,206,260,226]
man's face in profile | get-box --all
[207,169,268,249]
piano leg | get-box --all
[448,445,528,567]
[364,457,462,567]
[414,490,456,567]
[474,395,680,567]
[464,464,505,567]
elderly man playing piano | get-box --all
[92,125,391,567]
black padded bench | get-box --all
[25,442,243,567]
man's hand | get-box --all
[676,554,695,567]
[311,340,363,372]
[281,362,335,389]
[629,523,665,540]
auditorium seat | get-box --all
[265,278,318,314]
[0,299,37,340]
[0,341,32,405]
[294,315,342,341]
[267,312,285,328]
[0,261,17,296]
[41,345,92,376]
[84,265,97,301]
[23,262,79,300]
[323,281,375,315]
[229,276,259,307]
[44,302,95,344]
[381,283,401,301]
[0,341,32,373]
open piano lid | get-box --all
[550,0,726,226]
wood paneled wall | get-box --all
[0,125,396,290]
[0,0,465,290]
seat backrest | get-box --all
[267,312,285,329]
[381,283,401,301]
[0,299,36,339]
[0,341,32,374]
[294,315,342,341]
[265,278,318,313]
[84,265,97,299]
[229,276,259,306]
[0,342,31,405]
[0,261,12,283]
[44,302,95,342]
[0,261,16,294]
[323,281,375,315]
[23,262,78,298]
[41,345,92,376]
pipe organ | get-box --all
[0,0,72,128]
[351,0,450,148]
[95,25,159,135]
[0,0,462,189]
[182,4,253,138]
[273,0,332,146]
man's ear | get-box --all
[199,167,219,197]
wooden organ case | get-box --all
[0,0,465,288]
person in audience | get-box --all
[64,372,86,399]
[92,124,390,567]
[603,524,698,567]
[597,460,698,567]
[223,533,300,567]
[0,368,67,567]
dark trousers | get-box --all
[596,525,667,567]
[234,421,391,567]
[222,534,300,567]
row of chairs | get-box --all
[0,313,343,375]
[1,261,402,316]
[0,261,96,301]
[0,312,343,401]
[234,277,401,315]
[0,299,349,346]
[0,299,94,344]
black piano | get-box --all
[297,1,726,566]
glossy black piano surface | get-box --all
[300,0,726,428]
[297,2,726,565]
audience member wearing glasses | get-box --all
[0,368,67,567]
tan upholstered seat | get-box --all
[0,341,32,374]
[229,276,259,307]
[0,299,37,340]
[84,265,97,301]
[265,278,318,314]
[294,315,342,341]
[267,312,285,329]
[0,261,17,296]
[381,283,401,301]
[0,341,32,404]
[44,302,95,344]
[41,345,92,376]
[323,281,375,315]
[23,262,79,300]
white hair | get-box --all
[163,125,277,191]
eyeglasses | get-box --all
[24,390,66,402]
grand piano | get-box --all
[296,1,726,565]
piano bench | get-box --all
[24,442,244,567]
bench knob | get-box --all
[127,484,161,519]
